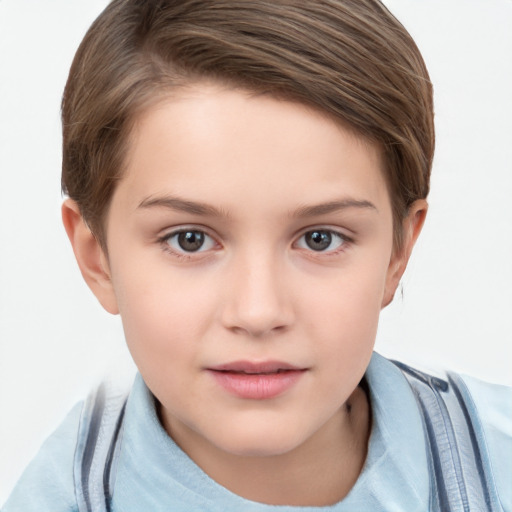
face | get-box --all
[96,84,411,461]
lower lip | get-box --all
[208,370,306,400]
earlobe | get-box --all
[61,199,119,314]
[382,199,428,308]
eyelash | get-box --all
[157,228,219,260]
[294,228,352,256]
[157,227,353,260]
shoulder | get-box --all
[458,374,512,512]
[3,379,130,512]
[2,401,82,512]
[377,354,512,511]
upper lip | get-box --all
[207,360,305,374]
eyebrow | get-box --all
[292,199,377,217]
[137,195,377,218]
[137,195,228,217]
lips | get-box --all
[207,361,307,400]
[209,360,303,374]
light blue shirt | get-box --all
[3,353,511,511]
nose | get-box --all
[220,251,294,337]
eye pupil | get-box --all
[305,230,332,251]
[177,231,205,252]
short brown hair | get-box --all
[62,0,434,250]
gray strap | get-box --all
[393,361,503,512]
[446,373,503,512]
[74,382,127,512]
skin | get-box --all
[63,83,426,506]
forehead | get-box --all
[114,84,390,219]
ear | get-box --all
[381,199,428,308]
[62,199,119,314]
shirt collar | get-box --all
[114,352,429,511]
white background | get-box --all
[1,0,511,504]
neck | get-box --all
[163,385,371,507]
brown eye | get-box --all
[164,229,216,253]
[296,229,346,253]
[305,230,332,251]
[177,231,205,252]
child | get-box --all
[3,0,511,511]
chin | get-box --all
[210,421,310,458]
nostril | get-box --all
[227,322,289,338]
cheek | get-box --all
[300,261,388,376]
[303,260,387,332]
[110,258,219,370]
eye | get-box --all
[295,229,347,252]
[164,229,216,253]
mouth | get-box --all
[208,360,304,374]
[206,361,307,400]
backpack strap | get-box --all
[74,382,128,512]
[392,361,503,512]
